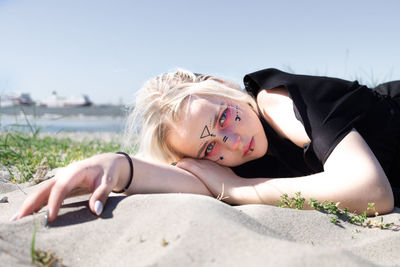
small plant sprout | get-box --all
[278,192,305,210]
[31,219,62,267]
[161,238,169,247]
[31,220,38,264]
[278,192,400,230]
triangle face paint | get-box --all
[200,125,214,139]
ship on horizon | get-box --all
[0,92,35,107]
[1,91,93,108]
[38,91,93,107]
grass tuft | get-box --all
[31,219,62,267]
[278,192,400,230]
[0,130,120,183]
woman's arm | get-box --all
[177,130,394,215]
[15,153,212,222]
[246,130,393,214]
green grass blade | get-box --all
[31,220,38,263]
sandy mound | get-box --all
[1,182,400,266]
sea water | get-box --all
[0,105,126,133]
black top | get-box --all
[231,68,400,207]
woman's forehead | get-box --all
[177,96,221,133]
[186,95,221,114]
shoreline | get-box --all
[37,131,124,142]
[0,131,124,142]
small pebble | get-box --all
[0,196,8,203]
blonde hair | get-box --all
[122,68,258,164]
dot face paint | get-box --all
[235,105,241,121]
[219,156,224,161]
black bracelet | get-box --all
[112,152,134,193]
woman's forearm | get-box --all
[234,169,390,216]
[233,172,336,207]
[116,155,213,197]
[232,131,394,215]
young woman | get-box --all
[11,68,400,222]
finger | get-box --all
[46,167,95,222]
[66,186,92,198]
[89,183,112,216]
[46,181,71,222]
[88,171,116,216]
[16,178,57,220]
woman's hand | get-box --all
[176,158,245,204]
[13,153,130,222]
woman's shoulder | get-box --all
[243,68,357,92]
[243,68,289,92]
[256,86,311,148]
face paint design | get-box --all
[200,125,216,139]
[223,136,228,143]
[235,105,241,121]
[219,156,224,161]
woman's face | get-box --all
[168,95,268,167]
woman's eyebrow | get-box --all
[212,103,225,129]
[211,105,222,130]
[197,142,208,158]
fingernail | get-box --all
[9,212,19,222]
[94,200,103,216]
[44,210,49,227]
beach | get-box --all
[2,132,400,266]
[2,182,400,267]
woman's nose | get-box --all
[220,132,241,150]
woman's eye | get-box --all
[219,108,228,127]
[205,142,215,156]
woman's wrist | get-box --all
[226,178,262,205]
[112,152,134,193]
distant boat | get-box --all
[39,91,93,107]
[0,93,35,107]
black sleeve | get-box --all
[374,80,400,99]
[244,68,374,165]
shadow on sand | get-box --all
[49,195,125,228]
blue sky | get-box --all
[0,0,399,104]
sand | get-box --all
[1,180,400,267]
[2,132,400,266]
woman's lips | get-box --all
[243,137,255,156]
